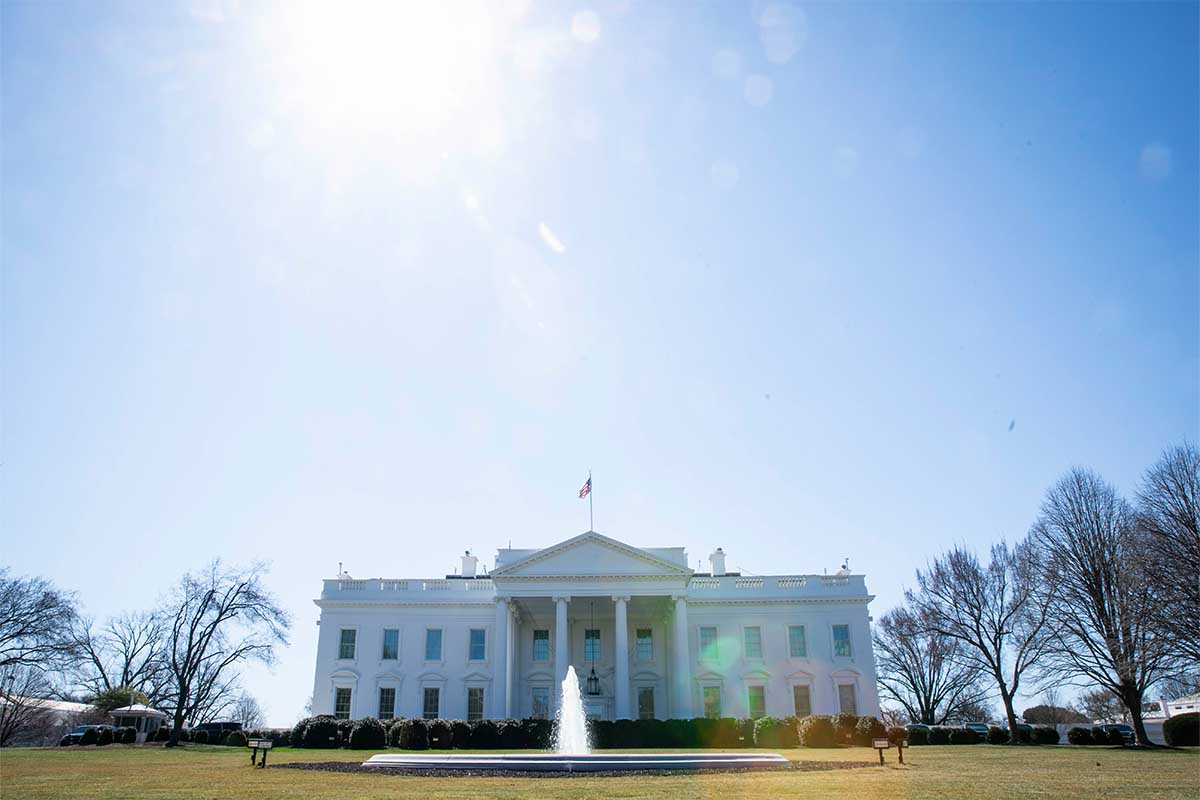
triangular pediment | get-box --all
[493,532,692,578]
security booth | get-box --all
[109,703,169,743]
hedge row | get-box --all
[287,713,890,750]
[62,727,139,746]
[118,726,292,746]
[907,726,1061,745]
[1066,726,1143,746]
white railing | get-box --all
[680,574,866,597]
[327,574,863,599]
[326,578,497,595]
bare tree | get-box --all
[1155,670,1200,704]
[873,604,992,725]
[161,561,290,745]
[1077,686,1128,724]
[70,611,170,704]
[908,539,1054,741]
[187,662,241,725]
[0,666,58,747]
[1030,468,1172,746]
[231,693,265,729]
[944,699,996,725]
[1022,688,1088,724]
[0,569,78,671]
[1136,442,1200,664]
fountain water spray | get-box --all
[363,663,789,771]
[552,665,590,755]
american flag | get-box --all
[578,477,591,499]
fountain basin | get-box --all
[361,752,790,772]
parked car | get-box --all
[1099,723,1135,745]
[905,723,930,733]
[59,725,114,745]
[965,723,990,737]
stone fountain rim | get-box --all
[361,751,791,772]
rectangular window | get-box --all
[378,687,396,720]
[838,684,857,715]
[584,628,601,662]
[703,686,722,719]
[531,687,550,720]
[382,629,399,660]
[743,626,763,659]
[469,629,486,661]
[700,626,719,660]
[637,687,655,720]
[334,687,352,719]
[788,625,807,658]
[636,628,653,660]
[747,685,766,719]
[424,628,443,661]
[832,624,852,657]
[793,685,812,717]
[467,687,485,721]
[338,629,356,660]
[423,687,440,720]
[532,629,550,661]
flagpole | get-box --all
[588,469,594,532]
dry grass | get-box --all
[1,743,1196,799]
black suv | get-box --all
[1099,723,1136,745]
[60,725,114,745]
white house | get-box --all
[309,531,881,723]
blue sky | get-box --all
[3,1,1196,725]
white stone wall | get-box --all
[311,597,880,721]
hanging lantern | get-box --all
[585,600,601,695]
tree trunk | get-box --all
[168,678,187,748]
[168,708,184,747]
[1122,683,1154,747]
[998,685,1020,744]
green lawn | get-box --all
[1,743,1196,799]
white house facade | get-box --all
[310,532,881,723]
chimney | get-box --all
[461,550,478,578]
[709,547,727,576]
[1161,696,1171,719]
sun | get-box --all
[272,1,502,140]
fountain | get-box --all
[362,664,788,773]
[552,665,590,755]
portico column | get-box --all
[493,597,509,719]
[554,596,570,685]
[613,596,631,719]
[505,604,516,718]
[672,595,693,718]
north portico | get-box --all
[311,531,880,723]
